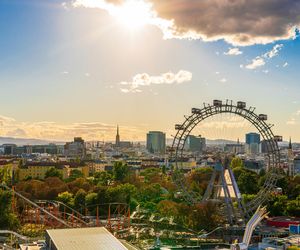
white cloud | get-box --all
[244,44,283,70]
[74,0,300,46]
[85,73,90,77]
[62,2,70,10]
[283,62,289,67]
[263,44,283,58]
[62,71,69,74]
[287,118,296,125]
[262,69,269,74]
[224,47,243,56]
[0,114,146,141]
[119,70,192,93]
[219,78,227,83]
[245,57,266,70]
[286,110,300,125]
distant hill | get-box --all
[206,139,239,145]
[166,138,240,145]
[0,137,64,146]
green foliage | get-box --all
[140,168,161,183]
[93,171,113,186]
[286,196,300,216]
[267,195,288,216]
[237,171,259,194]
[0,189,20,230]
[161,165,166,174]
[230,157,244,169]
[67,169,84,182]
[20,224,46,237]
[74,189,87,208]
[187,167,212,196]
[45,167,62,179]
[106,183,137,203]
[157,200,224,231]
[232,167,244,180]
[242,194,256,204]
[0,164,13,185]
[113,162,129,182]
[85,192,98,207]
[138,183,163,203]
[259,168,266,176]
[16,177,68,200]
[57,191,74,207]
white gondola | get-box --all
[191,108,201,114]
[237,101,246,109]
[175,124,184,130]
[213,99,222,107]
[258,114,267,120]
[274,135,283,142]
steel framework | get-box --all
[171,100,281,220]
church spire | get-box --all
[116,125,120,147]
[289,137,292,150]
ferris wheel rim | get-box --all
[170,100,281,216]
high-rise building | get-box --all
[3,144,17,155]
[184,135,206,153]
[116,125,120,147]
[293,155,300,175]
[64,137,86,159]
[246,133,260,144]
[245,132,260,155]
[288,137,295,176]
[146,131,166,155]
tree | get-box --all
[94,171,113,186]
[0,190,19,230]
[187,202,224,231]
[267,195,288,216]
[0,164,12,185]
[138,183,162,203]
[113,162,129,182]
[157,200,179,217]
[67,169,84,182]
[57,191,74,206]
[45,167,62,179]
[140,168,161,183]
[230,157,244,169]
[237,171,259,194]
[74,189,87,208]
[106,183,137,204]
[85,192,98,207]
[161,165,166,175]
[286,196,300,216]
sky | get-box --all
[0,0,300,142]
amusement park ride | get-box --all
[0,183,131,231]
[171,99,282,225]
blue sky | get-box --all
[0,0,300,141]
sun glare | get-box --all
[113,0,153,30]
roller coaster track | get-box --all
[35,200,89,226]
[0,184,72,228]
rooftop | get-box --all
[46,227,128,250]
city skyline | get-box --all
[1,0,300,141]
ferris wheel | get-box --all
[171,100,282,224]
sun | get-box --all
[113,0,154,30]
